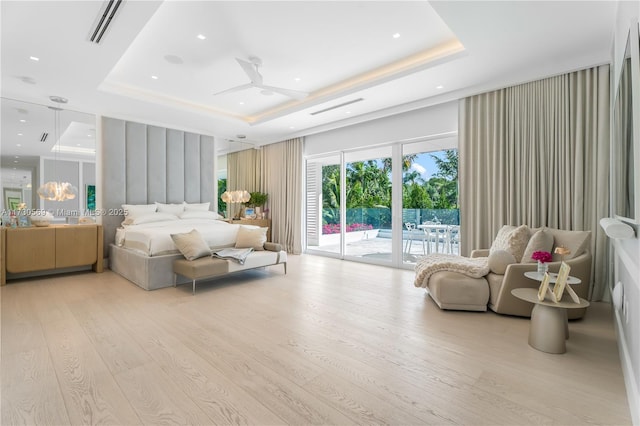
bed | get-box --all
[108,204,265,290]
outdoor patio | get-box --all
[310,233,460,263]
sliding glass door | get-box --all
[343,146,393,263]
[402,139,460,265]
[305,137,458,268]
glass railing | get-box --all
[321,207,459,234]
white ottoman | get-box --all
[426,271,490,312]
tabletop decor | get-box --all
[532,250,552,274]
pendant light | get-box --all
[37,105,77,201]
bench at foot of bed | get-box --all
[173,243,287,295]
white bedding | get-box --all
[115,218,247,256]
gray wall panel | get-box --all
[184,133,200,203]
[102,117,127,254]
[200,136,214,205]
[125,122,147,204]
[147,126,167,203]
[166,129,185,203]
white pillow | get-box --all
[179,210,222,220]
[183,202,210,212]
[123,212,178,226]
[122,204,156,220]
[522,229,554,263]
[488,250,517,274]
[156,202,185,216]
[170,229,211,260]
[490,224,530,262]
[235,226,267,251]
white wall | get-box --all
[611,2,640,424]
[304,101,458,156]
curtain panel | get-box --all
[459,65,610,300]
[227,149,261,193]
[260,138,303,254]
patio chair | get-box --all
[404,222,426,255]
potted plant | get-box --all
[249,192,268,216]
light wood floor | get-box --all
[1,254,631,425]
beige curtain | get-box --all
[227,149,261,192]
[260,138,303,254]
[459,65,610,300]
[226,149,261,218]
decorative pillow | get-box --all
[488,250,517,275]
[183,202,211,212]
[124,212,178,226]
[552,230,591,261]
[122,204,156,220]
[521,229,554,263]
[179,210,222,220]
[170,229,211,260]
[156,202,185,216]
[490,224,530,262]
[235,226,267,251]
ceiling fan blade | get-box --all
[260,84,309,100]
[236,58,263,85]
[212,83,254,96]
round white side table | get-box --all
[511,288,590,354]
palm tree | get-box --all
[382,154,417,173]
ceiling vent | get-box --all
[40,132,49,142]
[89,0,123,44]
[310,98,364,116]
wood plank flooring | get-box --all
[1,254,632,425]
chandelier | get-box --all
[37,106,77,201]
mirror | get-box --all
[613,25,640,224]
[1,98,96,221]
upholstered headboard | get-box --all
[100,117,215,255]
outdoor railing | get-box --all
[322,207,459,234]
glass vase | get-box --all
[537,260,548,275]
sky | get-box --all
[410,151,443,181]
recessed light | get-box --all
[294,77,301,82]
[239,101,245,105]
[151,75,158,80]
[87,134,91,137]
[289,126,295,130]
[19,119,26,123]
[346,111,351,114]
[13,160,18,163]
[29,56,39,61]
[16,144,21,147]
[17,133,23,136]
[197,34,206,40]
[436,85,444,89]
[77,144,81,146]
[14,156,19,158]
[392,33,401,39]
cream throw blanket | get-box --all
[414,254,489,288]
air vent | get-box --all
[40,132,48,142]
[310,98,364,116]
[89,0,123,44]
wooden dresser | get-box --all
[1,224,104,285]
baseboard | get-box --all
[614,307,639,425]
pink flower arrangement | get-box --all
[322,223,373,235]
[531,250,552,263]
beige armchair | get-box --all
[471,227,592,319]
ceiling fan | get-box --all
[214,56,308,100]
